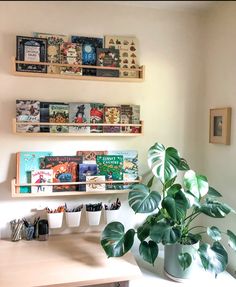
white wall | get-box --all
[203,1,236,275]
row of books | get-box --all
[16,100,141,133]
[16,150,139,193]
[16,34,139,78]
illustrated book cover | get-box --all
[78,163,97,191]
[40,101,62,133]
[103,106,121,133]
[131,104,141,133]
[16,100,40,133]
[90,103,104,133]
[60,42,82,75]
[71,36,103,76]
[16,36,47,73]
[120,105,133,133]
[86,175,106,192]
[49,103,69,133]
[96,48,120,77]
[43,156,83,191]
[96,155,123,190]
[31,169,53,193]
[69,103,90,133]
[105,35,139,78]
[16,151,53,193]
[34,32,68,74]
[76,151,107,164]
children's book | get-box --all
[103,106,121,133]
[31,169,53,193]
[34,32,68,74]
[71,36,103,76]
[69,103,90,133]
[76,151,107,164]
[40,101,62,132]
[60,42,82,75]
[96,155,123,190]
[90,103,104,133]
[120,105,133,133]
[78,163,97,191]
[16,151,52,193]
[43,156,83,191]
[96,48,120,77]
[131,104,141,133]
[86,175,106,192]
[49,103,69,133]
[16,100,40,133]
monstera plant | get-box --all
[101,142,236,279]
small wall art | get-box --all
[209,107,231,145]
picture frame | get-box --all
[16,36,47,73]
[209,107,231,145]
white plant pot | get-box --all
[86,210,102,226]
[105,209,120,224]
[65,211,82,228]
[47,212,64,229]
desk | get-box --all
[0,233,141,287]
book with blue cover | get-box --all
[78,163,97,191]
[16,151,53,193]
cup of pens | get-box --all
[86,202,103,226]
[46,205,65,229]
[65,204,83,228]
[104,198,121,224]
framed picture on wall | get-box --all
[209,107,231,145]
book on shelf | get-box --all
[120,105,133,133]
[130,104,141,133]
[78,163,97,191]
[71,36,103,76]
[16,151,53,193]
[103,106,121,133]
[16,36,47,73]
[76,151,108,164]
[96,48,120,77]
[31,169,53,193]
[40,101,62,133]
[86,175,106,192]
[60,42,82,75]
[49,103,69,133]
[16,100,40,133]
[104,35,139,78]
[108,150,138,189]
[90,103,104,133]
[34,32,68,74]
[96,155,123,190]
[69,103,90,133]
[43,156,83,192]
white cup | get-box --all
[65,211,82,228]
[105,209,120,224]
[86,210,102,226]
[47,212,63,229]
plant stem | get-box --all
[188,226,206,232]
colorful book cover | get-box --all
[78,163,97,191]
[49,103,69,133]
[43,156,83,191]
[90,103,104,133]
[131,104,141,133]
[103,106,121,133]
[40,101,62,133]
[16,151,52,193]
[96,155,123,190]
[120,105,133,133]
[60,42,82,75]
[108,150,138,189]
[34,32,68,74]
[86,175,106,192]
[71,36,103,76]
[76,151,107,164]
[96,48,120,77]
[31,169,53,193]
[69,103,90,133]
[105,35,139,78]
[16,100,40,133]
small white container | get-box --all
[86,210,102,226]
[105,209,120,224]
[65,211,82,228]
[47,212,63,229]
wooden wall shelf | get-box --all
[13,118,143,136]
[12,57,145,82]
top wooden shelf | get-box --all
[11,57,145,82]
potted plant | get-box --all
[101,143,236,280]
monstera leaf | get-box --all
[101,222,135,257]
[200,199,235,218]
[128,184,161,213]
[178,252,192,270]
[139,240,158,265]
[183,170,209,199]
[227,230,236,251]
[207,226,221,241]
[148,143,181,184]
[149,220,180,244]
